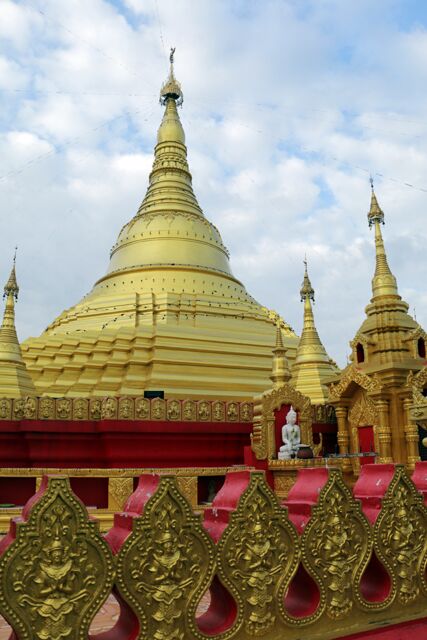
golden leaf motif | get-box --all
[218,473,300,635]
[302,469,372,619]
[374,466,427,605]
[116,476,215,640]
[0,477,114,640]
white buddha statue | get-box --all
[278,406,301,460]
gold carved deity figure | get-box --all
[90,400,101,420]
[198,401,209,421]
[136,398,149,419]
[0,398,10,419]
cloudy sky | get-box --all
[1,0,427,367]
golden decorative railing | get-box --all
[0,464,426,639]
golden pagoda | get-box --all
[21,52,298,399]
[0,254,36,398]
[329,183,426,469]
[292,260,338,403]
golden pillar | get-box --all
[375,398,393,463]
[403,396,420,470]
[335,405,352,472]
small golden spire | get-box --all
[0,252,36,397]
[270,324,291,388]
[160,47,183,106]
[367,183,399,299]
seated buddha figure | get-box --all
[278,406,301,460]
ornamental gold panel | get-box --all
[0,476,114,640]
[0,398,12,420]
[217,472,300,636]
[374,465,427,605]
[115,476,216,640]
[119,397,134,420]
[301,469,372,620]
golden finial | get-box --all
[4,247,19,301]
[368,177,384,227]
[300,257,315,302]
[160,46,183,106]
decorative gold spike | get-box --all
[160,46,183,106]
[270,325,291,388]
[367,187,399,299]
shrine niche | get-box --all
[347,389,379,474]
[251,383,312,461]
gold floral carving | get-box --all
[240,402,252,422]
[89,399,102,421]
[217,473,299,635]
[108,477,134,511]
[212,401,225,421]
[374,466,427,605]
[73,399,88,421]
[13,398,24,420]
[116,476,216,640]
[167,399,181,421]
[39,397,54,420]
[182,400,196,421]
[101,397,117,419]
[273,473,297,498]
[251,384,312,461]
[0,476,114,640]
[151,398,166,420]
[329,366,383,402]
[176,476,198,508]
[56,398,72,420]
[135,397,150,419]
[118,397,134,420]
[24,397,37,420]
[301,469,372,619]
[197,401,210,421]
[0,398,11,420]
[226,402,239,422]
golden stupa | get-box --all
[21,53,298,399]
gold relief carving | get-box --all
[329,366,383,402]
[73,398,88,421]
[135,397,150,419]
[13,398,24,420]
[108,477,134,511]
[56,398,72,420]
[101,397,117,420]
[176,476,198,509]
[182,400,196,421]
[0,398,11,420]
[151,398,166,420]
[226,402,239,422]
[273,473,297,498]
[39,397,54,420]
[212,401,225,421]
[118,397,134,420]
[116,476,216,640]
[167,399,181,421]
[24,397,37,420]
[302,469,372,619]
[240,402,252,422]
[374,466,427,605]
[197,401,210,421]
[217,473,299,634]
[89,399,102,421]
[0,476,114,640]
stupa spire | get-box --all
[368,180,399,299]
[270,324,291,388]
[0,251,36,397]
[292,259,338,403]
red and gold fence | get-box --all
[0,464,426,639]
